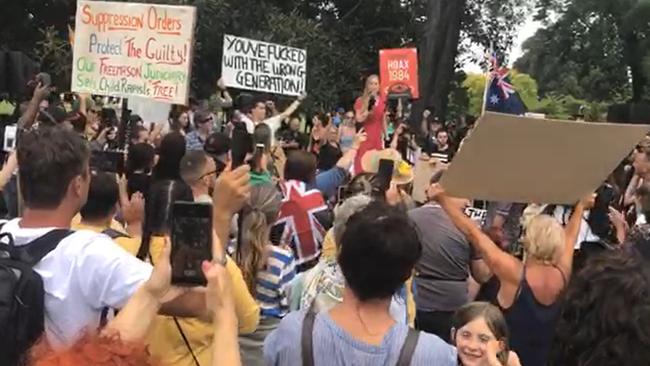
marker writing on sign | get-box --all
[224,36,306,64]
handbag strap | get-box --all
[173,317,201,366]
[301,306,317,366]
[396,328,420,366]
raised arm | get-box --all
[432,184,522,285]
[19,83,51,130]
[105,241,172,341]
[355,92,371,123]
[558,197,590,277]
[0,152,17,191]
[623,174,640,207]
[202,260,242,366]
[212,164,251,249]
[335,129,366,170]
[278,92,307,120]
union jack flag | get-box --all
[275,180,331,268]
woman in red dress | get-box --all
[354,75,386,174]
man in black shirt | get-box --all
[279,117,307,153]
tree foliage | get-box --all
[517,0,650,102]
[1,0,530,118]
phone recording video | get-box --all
[3,125,17,152]
[171,202,213,286]
[249,143,265,171]
[90,150,124,175]
[373,159,394,198]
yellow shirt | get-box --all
[146,236,260,366]
[70,220,142,256]
[320,229,416,326]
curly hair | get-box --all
[29,333,159,366]
[548,251,650,366]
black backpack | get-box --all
[0,228,73,365]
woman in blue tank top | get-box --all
[431,185,592,366]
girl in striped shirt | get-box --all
[235,183,296,366]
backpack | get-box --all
[0,228,73,366]
[98,228,131,329]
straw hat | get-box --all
[360,149,414,185]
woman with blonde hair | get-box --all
[429,184,590,366]
[235,183,297,366]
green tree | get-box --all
[518,0,650,102]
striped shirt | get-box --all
[256,246,297,318]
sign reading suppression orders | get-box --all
[221,35,307,97]
[71,0,196,104]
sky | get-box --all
[463,16,543,74]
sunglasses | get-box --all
[198,116,214,124]
[198,170,217,180]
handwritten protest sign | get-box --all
[379,48,419,99]
[222,35,307,97]
[71,1,196,104]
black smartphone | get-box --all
[368,96,376,112]
[337,185,347,203]
[171,202,213,286]
[249,143,265,171]
[90,150,123,174]
[373,159,394,198]
[231,127,252,169]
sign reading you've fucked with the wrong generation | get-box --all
[71,0,196,104]
[221,35,307,97]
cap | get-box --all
[204,132,231,157]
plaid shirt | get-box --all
[185,130,206,151]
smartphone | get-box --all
[231,127,252,169]
[90,150,123,174]
[249,143,265,171]
[171,202,213,286]
[337,185,347,203]
[3,125,17,152]
[373,159,394,198]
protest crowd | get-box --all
[1,3,650,366]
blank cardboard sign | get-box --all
[440,112,650,204]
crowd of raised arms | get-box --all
[0,72,649,366]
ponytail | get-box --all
[238,209,271,294]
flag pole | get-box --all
[481,42,494,116]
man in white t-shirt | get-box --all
[243,93,307,143]
[11,126,203,349]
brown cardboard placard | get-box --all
[440,112,650,204]
[412,158,446,203]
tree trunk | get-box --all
[412,0,465,130]
[624,33,648,102]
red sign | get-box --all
[379,48,419,99]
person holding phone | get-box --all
[30,232,244,366]
[353,75,386,173]
[140,178,260,366]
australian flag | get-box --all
[485,53,527,115]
